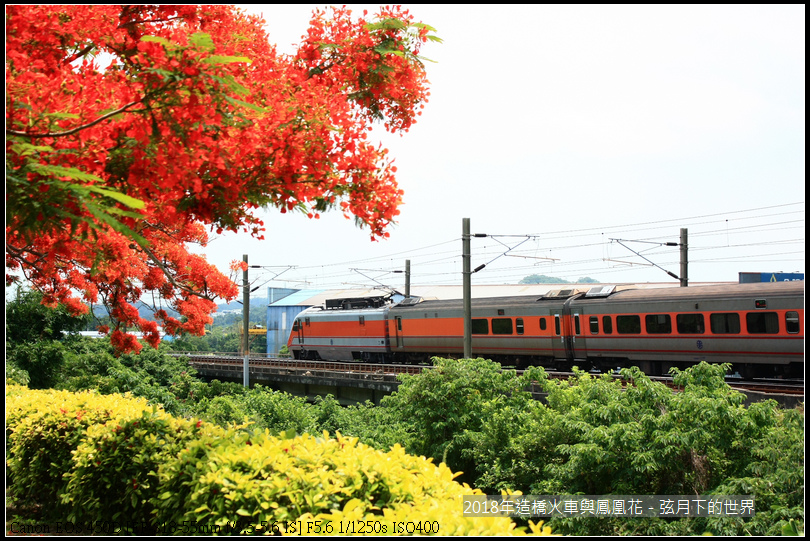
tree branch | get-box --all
[6,101,142,139]
[64,44,95,66]
[139,243,216,301]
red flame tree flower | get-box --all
[6,5,437,353]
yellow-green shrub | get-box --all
[6,386,151,512]
[62,409,225,526]
[5,384,44,444]
[155,430,550,536]
[7,386,552,535]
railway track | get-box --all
[170,353,803,398]
[724,378,805,396]
[173,353,426,376]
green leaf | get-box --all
[366,18,407,31]
[83,185,145,210]
[44,112,80,119]
[24,162,145,211]
[411,22,438,32]
[29,163,105,183]
[204,55,251,65]
[8,143,55,157]
[374,47,405,57]
[782,519,802,536]
[224,96,265,114]
[84,201,148,247]
[140,35,172,47]
[189,32,215,51]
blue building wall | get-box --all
[265,288,326,355]
[739,272,804,283]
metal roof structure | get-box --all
[267,283,732,307]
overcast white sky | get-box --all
[206,4,804,294]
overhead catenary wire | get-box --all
[254,202,803,289]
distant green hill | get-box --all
[88,299,266,324]
[519,275,600,284]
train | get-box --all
[287,281,804,378]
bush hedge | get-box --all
[6,386,152,513]
[5,385,550,536]
[62,408,225,526]
[155,429,546,536]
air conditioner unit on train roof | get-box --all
[541,289,575,298]
[540,287,593,299]
[585,285,617,297]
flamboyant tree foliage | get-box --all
[6,5,437,352]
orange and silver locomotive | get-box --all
[289,281,804,378]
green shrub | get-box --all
[385,357,544,485]
[5,363,30,386]
[154,429,549,536]
[5,387,151,514]
[7,340,67,388]
[528,363,804,536]
[313,395,413,452]
[62,409,225,526]
[196,394,253,427]
[238,385,317,434]
[194,386,317,434]
[700,405,805,536]
[9,386,551,536]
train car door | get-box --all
[550,309,570,361]
[551,301,581,362]
[570,310,582,360]
[296,318,305,345]
[394,316,403,348]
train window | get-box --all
[516,318,524,335]
[292,321,299,331]
[472,318,489,334]
[785,311,800,334]
[602,316,613,334]
[746,312,779,334]
[539,317,547,331]
[676,313,705,334]
[616,315,641,334]
[396,317,402,331]
[554,315,561,335]
[710,313,740,334]
[359,316,365,325]
[589,316,599,334]
[574,314,581,334]
[645,314,672,334]
[492,318,513,335]
[305,317,311,326]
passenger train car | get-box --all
[288,281,804,378]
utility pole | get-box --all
[462,218,471,359]
[242,254,250,387]
[679,228,688,287]
[405,259,411,298]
